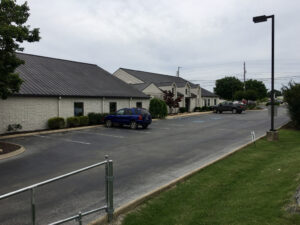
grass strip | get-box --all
[122,129,300,225]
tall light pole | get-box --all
[253,15,275,132]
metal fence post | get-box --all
[105,155,109,209]
[106,160,114,222]
[77,212,82,225]
[31,188,36,225]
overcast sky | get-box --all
[20,0,300,91]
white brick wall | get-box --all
[0,97,58,134]
[0,96,149,134]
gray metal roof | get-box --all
[120,68,199,89]
[201,88,219,97]
[14,53,149,99]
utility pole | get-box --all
[176,66,181,77]
[243,62,246,91]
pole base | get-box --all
[266,130,279,141]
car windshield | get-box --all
[116,109,125,115]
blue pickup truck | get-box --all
[104,108,152,129]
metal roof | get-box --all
[119,68,199,89]
[14,53,149,99]
[201,88,219,97]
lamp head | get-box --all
[253,15,267,23]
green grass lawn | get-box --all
[122,129,300,225]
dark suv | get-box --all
[104,108,152,129]
[213,101,246,114]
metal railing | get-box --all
[0,155,114,225]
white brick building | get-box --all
[114,68,202,112]
[0,54,149,134]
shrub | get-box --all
[265,101,280,106]
[88,113,108,125]
[88,113,99,125]
[48,117,65,129]
[160,101,168,118]
[194,107,201,112]
[67,116,80,127]
[79,116,89,126]
[149,98,168,119]
[282,82,300,128]
[247,104,256,110]
[179,107,186,113]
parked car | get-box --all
[213,101,246,114]
[104,108,152,129]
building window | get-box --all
[109,102,117,113]
[214,99,217,105]
[204,99,207,107]
[208,99,211,106]
[185,89,187,95]
[74,102,84,116]
[136,102,142,108]
[172,87,175,94]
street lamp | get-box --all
[253,15,276,136]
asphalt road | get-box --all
[0,107,290,225]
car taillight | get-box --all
[138,115,143,120]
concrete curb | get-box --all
[165,111,212,119]
[89,133,267,225]
[0,125,104,140]
[0,143,25,160]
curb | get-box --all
[165,111,212,119]
[89,133,266,225]
[0,143,25,160]
[0,125,104,140]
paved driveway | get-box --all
[0,107,289,224]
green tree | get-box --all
[282,82,300,128]
[244,89,258,101]
[234,90,245,100]
[149,98,167,119]
[214,77,243,100]
[245,79,267,100]
[234,89,258,101]
[0,0,40,99]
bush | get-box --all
[265,101,280,106]
[88,113,108,125]
[194,107,201,112]
[247,104,256,110]
[282,82,300,128]
[48,117,65,129]
[179,107,186,113]
[79,116,89,126]
[67,116,80,127]
[149,98,168,119]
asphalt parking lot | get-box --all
[0,107,290,225]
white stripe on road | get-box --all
[168,124,185,127]
[33,135,91,145]
[77,131,125,139]
[151,127,170,130]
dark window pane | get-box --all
[74,102,84,116]
[136,102,142,108]
[125,109,132,115]
[109,102,117,113]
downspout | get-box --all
[102,97,105,113]
[58,96,61,117]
